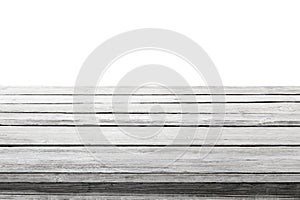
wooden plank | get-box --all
[0,103,299,114]
[0,87,299,197]
[1,173,299,183]
[0,195,285,200]
[0,127,299,145]
[0,194,295,200]
[1,113,300,126]
[2,95,300,104]
[1,86,300,95]
[0,147,298,173]
[1,195,290,200]
[0,183,298,197]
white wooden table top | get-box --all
[0,87,299,199]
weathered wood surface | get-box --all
[2,113,300,126]
[0,87,299,198]
[1,94,300,103]
[1,103,299,114]
[1,173,299,183]
[0,194,296,200]
[1,127,299,145]
[0,183,298,198]
[1,86,300,94]
[0,147,299,173]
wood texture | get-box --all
[1,94,300,103]
[0,87,299,198]
[1,103,299,114]
[1,113,300,126]
[0,183,298,198]
[1,173,299,183]
[1,86,300,94]
[0,194,296,200]
[0,127,299,145]
[0,147,299,173]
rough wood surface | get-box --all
[0,147,298,173]
[0,194,296,200]
[0,127,299,145]
[1,94,300,103]
[1,86,300,94]
[0,87,299,198]
[0,183,298,197]
[2,113,300,126]
[1,103,299,114]
[1,173,299,183]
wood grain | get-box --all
[1,86,300,95]
[1,173,299,183]
[0,87,299,198]
[0,194,296,200]
[0,147,298,173]
[0,103,299,114]
[0,183,298,197]
[0,127,299,145]
[1,113,300,126]
[1,94,300,104]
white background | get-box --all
[0,0,300,86]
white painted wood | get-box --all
[1,95,300,103]
[0,147,298,173]
[0,173,299,183]
[0,86,299,197]
[0,127,299,145]
[0,103,299,114]
[1,86,300,95]
[0,113,300,126]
